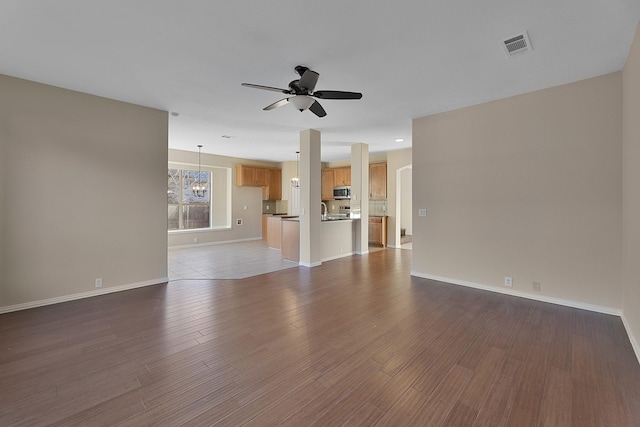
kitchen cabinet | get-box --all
[237,165,282,200]
[254,167,268,186]
[321,168,335,200]
[321,166,351,200]
[369,162,387,200]
[266,215,283,249]
[236,165,267,187]
[282,219,300,262]
[262,214,269,240]
[368,216,387,247]
[267,168,282,200]
[334,167,351,186]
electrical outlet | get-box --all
[95,278,103,288]
[504,276,513,287]
[193,237,198,244]
[418,209,427,217]
[236,218,243,225]
[533,281,541,292]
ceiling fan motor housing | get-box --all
[289,80,303,93]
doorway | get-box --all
[396,165,412,249]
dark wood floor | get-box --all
[1,249,639,426]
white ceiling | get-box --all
[2,1,639,162]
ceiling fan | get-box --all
[241,65,362,117]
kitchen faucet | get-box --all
[321,202,328,220]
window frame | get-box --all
[168,163,232,234]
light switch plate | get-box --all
[418,209,427,217]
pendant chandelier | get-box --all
[192,145,207,198]
[291,151,300,188]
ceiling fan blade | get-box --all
[242,83,291,94]
[309,100,327,117]
[263,98,290,111]
[298,69,319,92]
[313,90,362,100]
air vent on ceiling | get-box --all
[501,31,532,57]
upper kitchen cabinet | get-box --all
[254,167,269,187]
[265,168,282,200]
[236,164,282,200]
[369,162,387,200]
[321,166,351,200]
[321,168,335,200]
[237,164,265,186]
[334,167,351,186]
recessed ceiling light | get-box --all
[395,138,404,143]
[170,112,179,117]
[221,135,233,139]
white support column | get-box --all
[299,129,322,267]
[351,143,369,254]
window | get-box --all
[168,168,211,230]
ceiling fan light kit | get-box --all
[290,95,314,111]
[241,65,362,117]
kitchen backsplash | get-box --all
[325,199,387,216]
[369,200,388,216]
[262,200,288,214]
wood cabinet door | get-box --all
[369,163,387,200]
[236,165,254,186]
[368,216,387,246]
[321,169,335,200]
[334,167,351,186]
[368,218,382,245]
[268,168,282,200]
[254,168,268,187]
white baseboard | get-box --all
[0,277,168,315]
[299,261,322,267]
[621,313,640,365]
[168,237,261,250]
[411,271,621,316]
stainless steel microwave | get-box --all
[333,186,351,199]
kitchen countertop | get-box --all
[280,217,358,222]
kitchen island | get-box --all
[281,217,358,263]
[266,214,298,249]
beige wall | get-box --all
[400,167,413,235]
[623,23,640,355]
[386,148,413,248]
[412,72,623,310]
[0,74,168,310]
[168,149,280,247]
[0,101,5,301]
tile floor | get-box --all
[168,239,299,280]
